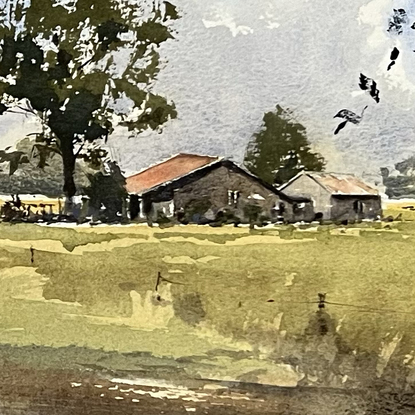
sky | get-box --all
[1,0,415,179]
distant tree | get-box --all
[0,137,90,196]
[244,105,325,186]
[382,155,415,198]
[0,0,179,208]
[0,137,128,221]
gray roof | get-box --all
[279,171,380,196]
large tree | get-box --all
[0,0,179,205]
[244,105,325,186]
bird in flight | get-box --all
[333,106,368,135]
[388,8,408,35]
[387,47,400,71]
[358,73,380,103]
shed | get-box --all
[279,171,382,222]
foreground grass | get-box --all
[0,209,414,386]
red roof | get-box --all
[126,153,220,194]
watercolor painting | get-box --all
[0,0,415,413]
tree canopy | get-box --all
[0,0,179,200]
[382,156,415,198]
[244,105,325,186]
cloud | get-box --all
[259,9,280,30]
[351,90,365,98]
[202,2,254,37]
[357,0,390,30]
[202,16,253,37]
[378,41,415,94]
[357,0,394,49]
[266,21,280,29]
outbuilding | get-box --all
[279,171,382,222]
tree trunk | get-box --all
[122,197,129,221]
[78,197,89,224]
[60,139,77,215]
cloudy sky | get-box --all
[1,0,415,178]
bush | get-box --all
[179,198,211,224]
[243,204,262,228]
[156,211,174,228]
[210,209,241,227]
[259,215,271,226]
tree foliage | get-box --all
[0,137,128,221]
[85,161,127,222]
[0,0,179,199]
[244,105,325,186]
[0,137,90,196]
[382,156,415,198]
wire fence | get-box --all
[277,294,415,316]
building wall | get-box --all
[171,166,309,223]
[281,174,332,220]
[330,196,382,221]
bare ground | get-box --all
[0,362,374,415]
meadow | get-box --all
[0,201,414,388]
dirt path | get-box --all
[0,362,376,415]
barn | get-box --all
[125,154,314,224]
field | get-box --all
[0,200,415,392]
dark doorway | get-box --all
[129,195,140,220]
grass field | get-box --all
[0,201,414,388]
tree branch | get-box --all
[77,57,95,73]
[16,105,36,115]
[6,110,27,115]
[75,143,85,157]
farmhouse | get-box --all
[279,171,382,222]
[125,154,314,224]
